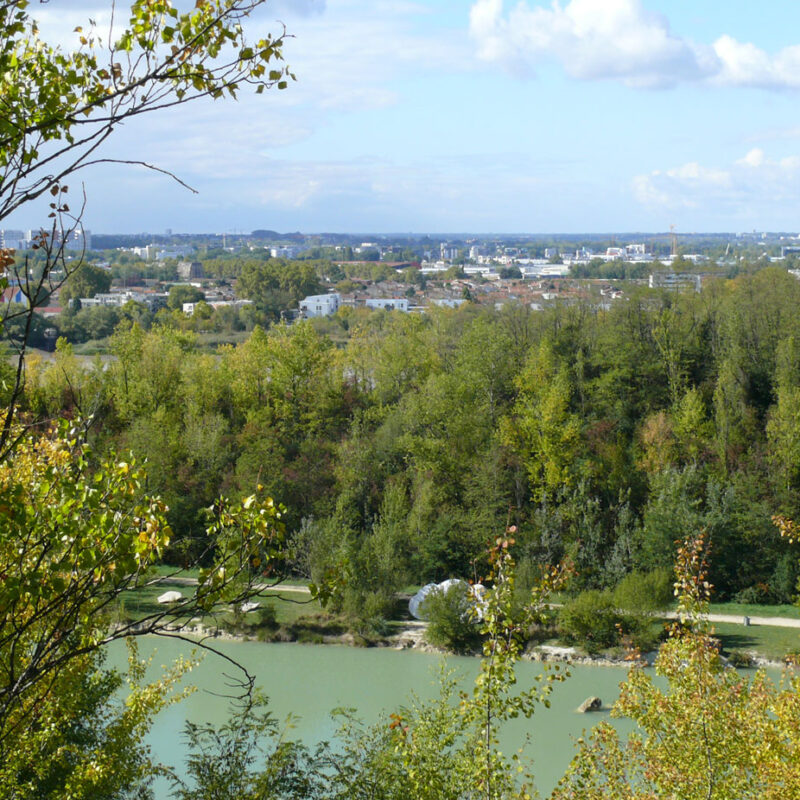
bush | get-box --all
[558,590,622,654]
[613,568,673,614]
[727,650,755,668]
[422,583,481,653]
[256,604,278,630]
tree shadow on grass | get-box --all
[715,631,759,652]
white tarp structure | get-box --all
[157,590,183,604]
[409,579,486,621]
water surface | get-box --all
[109,638,635,797]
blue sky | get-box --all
[10,0,800,234]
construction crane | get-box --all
[670,224,677,257]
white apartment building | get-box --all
[299,293,340,317]
[365,298,409,312]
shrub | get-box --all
[613,568,673,614]
[726,650,755,668]
[422,583,481,652]
[558,590,622,654]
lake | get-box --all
[109,637,638,797]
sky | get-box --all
[9,0,800,234]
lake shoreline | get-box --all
[147,619,790,671]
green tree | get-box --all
[553,531,800,800]
[236,260,324,317]
[58,264,112,304]
[172,692,322,800]
[168,284,206,311]
[503,341,582,501]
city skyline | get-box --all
[7,0,800,234]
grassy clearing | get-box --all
[712,621,800,662]
[254,590,321,626]
[72,338,113,355]
[117,582,182,621]
[117,583,318,623]
[149,564,200,580]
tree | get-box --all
[0,1,292,224]
[553,531,800,800]
[0,420,290,795]
[180,536,572,800]
[0,3,298,789]
[168,284,206,311]
[58,264,113,305]
[0,0,293,454]
[171,692,322,800]
[236,260,324,317]
[502,341,583,501]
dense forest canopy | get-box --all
[21,266,800,622]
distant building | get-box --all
[299,293,340,317]
[155,245,193,260]
[440,244,459,261]
[67,227,92,252]
[365,298,409,312]
[648,272,702,292]
[130,244,158,260]
[182,299,253,315]
[21,226,91,252]
[177,261,205,280]
[270,246,302,259]
[420,261,449,273]
[1,285,27,306]
[79,290,168,310]
[0,229,24,249]
[431,298,466,309]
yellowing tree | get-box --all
[0,421,287,796]
[552,531,800,800]
[502,341,583,501]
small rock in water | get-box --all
[577,696,602,713]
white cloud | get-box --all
[469,0,715,88]
[632,149,800,217]
[737,148,765,168]
[712,36,800,90]
[470,0,800,91]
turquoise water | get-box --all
[109,638,636,797]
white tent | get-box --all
[408,583,439,620]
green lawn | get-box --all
[253,590,321,626]
[116,581,321,629]
[711,621,800,662]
